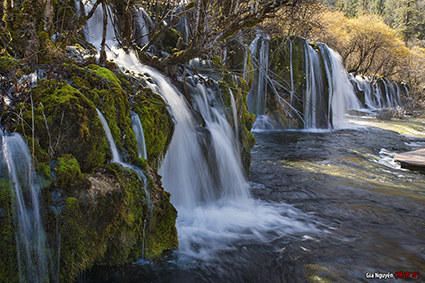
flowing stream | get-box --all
[82,116,425,283]
[1,131,49,282]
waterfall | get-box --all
[303,42,325,129]
[96,109,149,190]
[229,88,239,143]
[353,75,375,109]
[81,2,316,260]
[134,7,150,47]
[303,42,361,129]
[96,109,120,163]
[289,39,296,124]
[1,131,49,282]
[247,37,363,130]
[130,111,148,160]
[247,35,271,130]
[100,50,315,259]
[83,0,115,50]
[350,76,403,110]
[326,46,361,128]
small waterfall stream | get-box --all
[96,109,149,193]
[247,35,273,130]
[229,88,239,143]
[351,75,403,110]
[130,111,148,160]
[1,131,49,282]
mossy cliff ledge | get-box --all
[0,64,177,282]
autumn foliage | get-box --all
[308,9,425,90]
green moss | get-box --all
[0,51,20,73]
[0,178,19,283]
[162,28,181,51]
[51,162,177,282]
[56,154,81,188]
[132,88,174,169]
[60,196,105,282]
[3,6,28,57]
[12,79,109,172]
[132,157,148,171]
[87,64,122,87]
[146,189,178,258]
[69,65,138,161]
[1,63,178,283]
[37,162,52,181]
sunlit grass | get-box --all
[347,116,425,138]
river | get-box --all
[80,116,425,282]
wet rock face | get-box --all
[81,168,123,211]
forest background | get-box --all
[263,0,425,110]
[0,0,424,109]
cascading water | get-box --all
[302,40,361,129]
[82,0,115,50]
[0,131,49,282]
[229,88,239,143]
[96,109,120,163]
[351,75,403,110]
[247,35,274,130]
[96,109,149,190]
[325,46,362,128]
[82,2,317,264]
[134,7,152,47]
[130,111,148,160]
[248,36,362,130]
[303,41,325,129]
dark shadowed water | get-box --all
[80,117,425,283]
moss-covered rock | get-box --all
[0,178,19,283]
[9,79,109,173]
[52,163,177,282]
[162,28,181,54]
[56,154,82,188]
[69,64,138,161]
[131,87,174,169]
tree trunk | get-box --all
[43,0,53,32]
[99,1,107,64]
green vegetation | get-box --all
[219,70,256,175]
[0,62,179,282]
[55,164,177,282]
[131,87,174,170]
[0,178,19,283]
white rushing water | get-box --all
[247,36,269,119]
[351,75,402,110]
[229,88,239,143]
[96,109,149,190]
[1,131,49,282]
[326,47,362,128]
[83,3,317,261]
[304,42,324,129]
[130,111,148,160]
